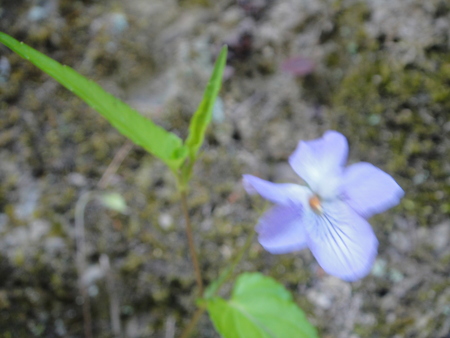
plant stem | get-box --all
[180,190,204,296]
[179,307,206,338]
[97,140,133,189]
[179,229,256,338]
[75,191,93,338]
[205,230,256,299]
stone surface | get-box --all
[0,0,449,336]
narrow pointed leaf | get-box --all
[0,32,187,170]
[185,46,227,161]
[207,273,318,338]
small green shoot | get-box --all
[181,46,228,186]
[99,192,128,214]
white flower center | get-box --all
[313,174,342,201]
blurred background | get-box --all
[0,0,449,337]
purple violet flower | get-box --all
[243,131,404,281]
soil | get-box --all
[0,0,449,337]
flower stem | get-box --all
[204,229,256,299]
[180,190,204,296]
[179,229,256,338]
[179,307,206,338]
[75,191,93,338]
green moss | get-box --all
[0,291,10,310]
[121,252,146,273]
[178,0,212,7]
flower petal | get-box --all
[307,200,378,281]
[242,174,309,206]
[341,162,404,218]
[257,205,308,254]
[289,131,348,198]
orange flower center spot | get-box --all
[308,195,323,214]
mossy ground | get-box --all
[0,0,449,337]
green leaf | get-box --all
[185,45,227,161]
[0,32,187,170]
[207,273,319,338]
